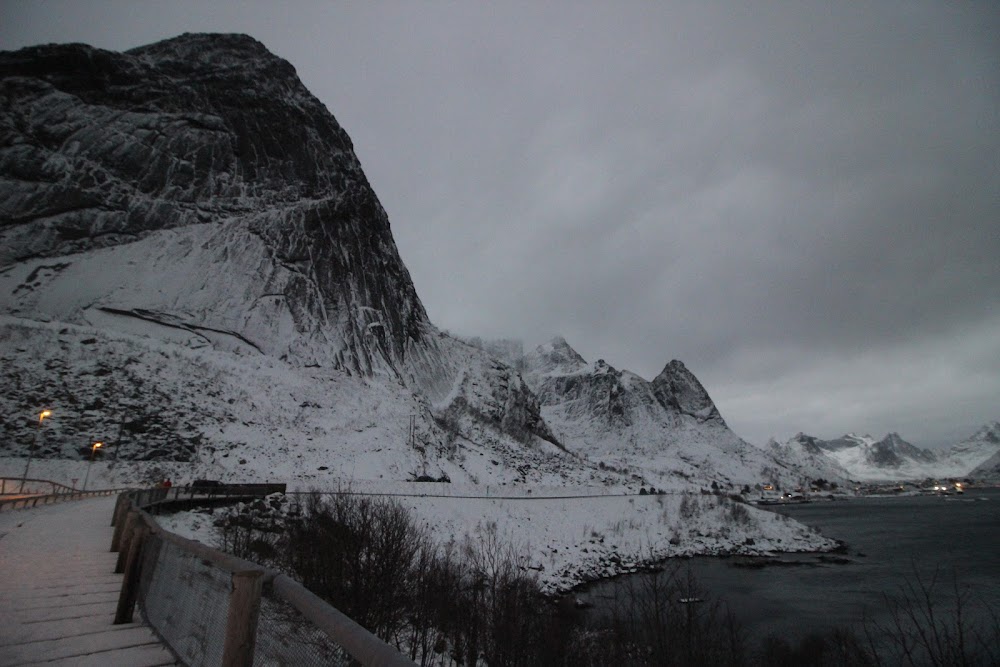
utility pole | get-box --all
[112,412,127,463]
[82,441,103,492]
[20,410,52,494]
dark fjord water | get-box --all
[584,488,1000,642]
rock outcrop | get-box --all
[0,34,554,462]
[652,360,725,425]
[1,33,426,375]
[865,432,937,468]
[520,336,801,490]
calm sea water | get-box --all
[583,488,1000,642]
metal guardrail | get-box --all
[112,486,416,667]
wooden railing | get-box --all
[0,476,76,495]
[0,477,128,511]
[111,486,415,667]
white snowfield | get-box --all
[402,491,835,593]
[0,316,622,489]
[0,312,841,599]
[0,496,177,666]
[157,488,836,594]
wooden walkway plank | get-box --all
[19,592,120,610]
[0,496,178,666]
[5,583,123,602]
[0,617,142,646]
[16,599,126,623]
[16,642,178,667]
[2,625,166,663]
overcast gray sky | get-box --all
[3,1,998,448]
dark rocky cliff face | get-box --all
[0,33,427,375]
[525,338,730,432]
[787,433,825,456]
[0,33,561,457]
[651,360,725,425]
[867,432,937,468]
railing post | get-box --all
[221,570,264,667]
[115,510,139,570]
[111,501,133,552]
[114,521,149,624]
[111,494,126,526]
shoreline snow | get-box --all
[149,485,836,594]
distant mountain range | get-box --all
[770,422,1000,482]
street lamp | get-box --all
[82,441,103,492]
[19,410,53,493]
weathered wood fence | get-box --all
[111,486,416,667]
[0,477,126,511]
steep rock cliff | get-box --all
[1,33,427,375]
[0,34,555,467]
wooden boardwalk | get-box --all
[0,495,178,666]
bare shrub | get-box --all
[755,564,999,667]
[758,630,873,667]
[213,493,999,666]
[860,564,1000,666]
[283,492,424,641]
[679,494,698,520]
[600,559,749,666]
[244,492,581,665]
[727,499,752,526]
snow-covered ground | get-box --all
[0,315,838,596]
[0,316,625,489]
[155,489,836,594]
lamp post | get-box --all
[82,441,103,492]
[19,410,53,494]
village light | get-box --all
[19,409,53,494]
[82,441,104,492]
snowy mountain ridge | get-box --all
[773,422,1000,481]
[0,33,804,495]
[764,434,854,487]
[0,33,576,482]
[0,32,852,591]
[453,336,808,491]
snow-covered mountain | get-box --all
[764,434,854,486]
[0,33,836,494]
[940,421,1000,478]
[772,423,1000,481]
[800,432,938,481]
[0,33,853,590]
[969,449,1000,481]
[511,337,805,491]
[1,34,425,375]
[0,34,571,482]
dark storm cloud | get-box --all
[3,1,998,447]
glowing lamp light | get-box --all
[83,441,104,491]
[20,409,54,493]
